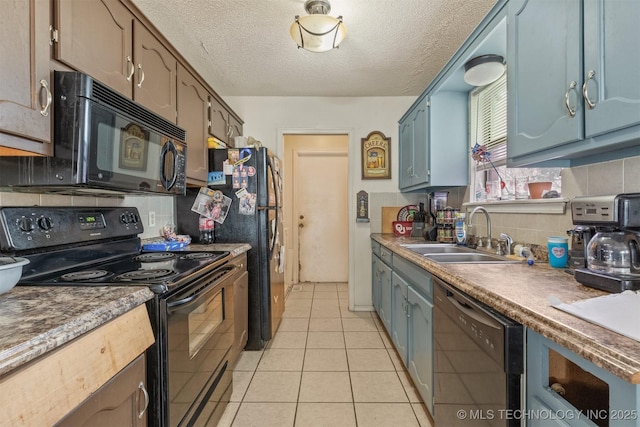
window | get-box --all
[469,73,562,202]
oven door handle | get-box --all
[167,266,237,313]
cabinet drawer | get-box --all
[379,246,393,266]
[393,256,432,300]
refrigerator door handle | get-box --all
[266,157,279,257]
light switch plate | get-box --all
[149,211,156,227]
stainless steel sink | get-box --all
[424,252,521,264]
[400,243,520,263]
[400,244,473,255]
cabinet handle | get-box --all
[39,79,52,117]
[126,56,135,81]
[582,70,596,110]
[138,381,149,419]
[564,81,578,118]
[137,64,145,88]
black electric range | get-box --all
[0,206,236,426]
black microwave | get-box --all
[0,71,187,196]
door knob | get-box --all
[299,215,304,220]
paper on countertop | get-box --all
[550,291,640,342]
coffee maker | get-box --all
[570,193,640,292]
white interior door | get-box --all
[284,134,349,284]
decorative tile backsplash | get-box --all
[369,154,640,253]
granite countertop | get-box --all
[0,286,154,377]
[372,233,640,384]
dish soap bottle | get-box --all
[455,213,467,246]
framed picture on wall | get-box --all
[361,130,391,179]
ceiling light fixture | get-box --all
[464,54,505,86]
[290,0,346,53]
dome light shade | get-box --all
[290,0,346,52]
[464,54,505,86]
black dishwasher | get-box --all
[433,277,523,427]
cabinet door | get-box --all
[55,354,148,427]
[55,0,134,98]
[398,97,429,191]
[232,271,249,362]
[407,286,434,415]
[398,118,414,190]
[0,0,52,155]
[371,255,381,312]
[379,261,392,332]
[177,64,208,185]
[507,0,583,158]
[133,21,176,122]
[391,272,409,365]
[583,0,640,138]
[228,113,243,147]
[209,96,230,142]
[412,98,430,187]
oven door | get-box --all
[165,266,236,426]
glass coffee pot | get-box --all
[586,231,640,275]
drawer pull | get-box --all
[564,81,577,118]
[582,70,596,110]
[138,381,149,419]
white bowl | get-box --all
[0,257,30,295]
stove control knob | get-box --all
[38,217,53,231]
[18,217,35,232]
[121,213,130,224]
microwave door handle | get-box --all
[160,141,178,190]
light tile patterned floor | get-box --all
[218,282,434,427]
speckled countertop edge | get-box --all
[184,243,251,257]
[0,286,154,377]
[372,234,640,384]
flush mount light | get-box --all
[290,0,346,52]
[464,54,505,86]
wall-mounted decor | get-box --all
[356,190,369,222]
[119,123,149,171]
[361,131,390,179]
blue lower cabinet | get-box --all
[391,272,409,365]
[370,244,436,418]
[371,254,381,313]
[408,285,434,415]
[378,261,392,332]
[527,329,640,426]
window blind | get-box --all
[470,73,507,170]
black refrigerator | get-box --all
[176,147,284,350]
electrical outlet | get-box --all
[149,211,156,227]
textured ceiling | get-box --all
[131,0,497,97]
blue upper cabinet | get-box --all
[507,0,583,157]
[508,0,640,167]
[399,96,429,191]
[398,93,469,192]
[583,0,640,139]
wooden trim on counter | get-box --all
[0,305,154,426]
